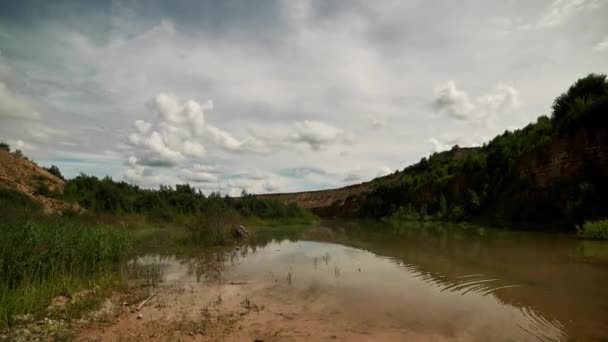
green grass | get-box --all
[0,220,131,327]
[577,219,608,240]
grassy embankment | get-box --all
[0,189,130,329]
[0,184,316,330]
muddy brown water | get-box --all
[123,221,608,341]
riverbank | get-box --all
[10,221,605,341]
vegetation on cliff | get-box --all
[336,74,608,231]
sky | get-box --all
[0,0,607,195]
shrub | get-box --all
[576,220,608,240]
[45,165,65,180]
[0,142,9,152]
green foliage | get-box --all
[0,142,9,152]
[45,165,64,180]
[351,74,608,230]
[34,181,51,197]
[0,187,42,221]
[0,220,131,326]
[60,174,313,221]
[552,74,608,131]
[576,220,608,240]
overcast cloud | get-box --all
[0,0,606,194]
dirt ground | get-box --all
[77,278,448,342]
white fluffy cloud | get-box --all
[127,93,254,167]
[127,93,351,170]
[288,120,350,151]
[432,82,520,121]
[178,168,218,183]
[2,1,605,193]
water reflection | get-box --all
[126,221,608,340]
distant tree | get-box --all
[13,149,23,158]
[0,142,9,152]
[45,165,65,180]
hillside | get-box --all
[0,148,80,214]
[257,148,477,209]
[259,74,608,230]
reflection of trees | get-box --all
[184,248,231,282]
[182,246,255,283]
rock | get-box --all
[48,296,69,313]
[232,225,250,238]
[137,314,143,319]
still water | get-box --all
[129,221,608,341]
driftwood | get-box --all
[228,281,248,285]
[137,294,156,311]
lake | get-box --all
[114,221,608,341]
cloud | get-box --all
[522,0,605,29]
[343,168,363,182]
[28,124,66,142]
[432,81,475,120]
[360,114,386,129]
[432,81,520,121]
[124,164,170,187]
[593,36,608,51]
[246,120,351,152]
[1,1,603,192]
[0,82,38,120]
[128,93,250,167]
[377,166,392,177]
[7,139,36,151]
[278,167,327,178]
[429,138,453,153]
[288,120,350,151]
[178,167,219,183]
[428,134,488,153]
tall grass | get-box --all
[576,219,608,240]
[0,220,131,327]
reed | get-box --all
[0,220,131,327]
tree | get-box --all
[552,73,608,130]
[13,149,23,158]
[45,165,64,180]
[0,142,9,152]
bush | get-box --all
[45,165,64,180]
[577,220,608,240]
[0,187,42,221]
[0,142,9,152]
